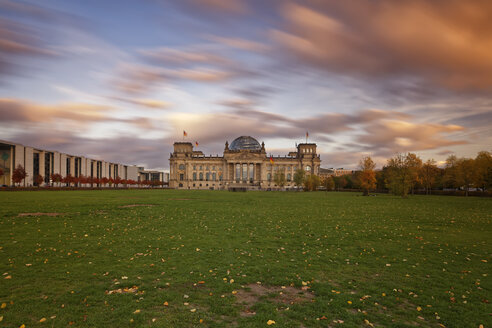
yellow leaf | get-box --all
[267,320,276,325]
[347,301,352,304]
[163,301,169,306]
[20,325,26,328]
[1,303,6,309]
[199,319,204,323]
[417,306,422,311]
[0,316,3,322]
[134,309,141,314]
[39,317,47,323]
[190,308,196,312]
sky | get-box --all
[1,0,491,170]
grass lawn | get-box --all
[0,190,491,327]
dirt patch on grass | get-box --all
[18,212,64,217]
[235,284,314,316]
[119,204,156,208]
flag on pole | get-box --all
[195,141,199,146]
[183,130,188,137]
[269,156,274,164]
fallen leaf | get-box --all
[267,320,276,325]
[39,317,47,322]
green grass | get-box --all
[0,190,491,327]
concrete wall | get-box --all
[24,146,33,186]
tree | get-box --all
[113,176,122,188]
[443,155,459,189]
[63,174,74,187]
[333,175,347,191]
[322,176,335,191]
[421,159,439,194]
[385,153,413,197]
[101,177,109,187]
[406,153,423,194]
[12,165,27,186]
[273,171,286,189]
[293,169,305,190]
[456,158,475,196]
[51,173,62,187]
[358,156,376,196]
[0,168,4,178]
[303,174,320,191]
[33,174,44,187]
[474,151,492,191]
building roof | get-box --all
[229,136,261,151]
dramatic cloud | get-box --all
[358,120,466,156]
[206,35,269,52]
[272,0,492,90]
[0,98,113,123]
[140,47,230,66]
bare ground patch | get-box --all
[18,212,64,217]
[235,284,315,316]
[119,204,156,208]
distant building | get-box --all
[318,167,355,180]
[169,136,321,190]
[0,139,165,186]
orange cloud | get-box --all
[271,1,492,90]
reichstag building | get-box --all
[169,136,321,190]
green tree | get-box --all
[333,175,347,191]
[474,151,492,191]
[456,158,475,196]
[293,169,305,190]
[385,153,413,197]
[322,176,335,191]
[358,156,376,196]
[273,171,286,189]
[421,159,439,194]
[303,174,320,191]
[443,155,459,189]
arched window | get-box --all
[206,172,210,181]
[179,164,185,170]
[306,165,311,172]
[193,172,197,181]
[199,172,203,181]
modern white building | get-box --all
[0,139,164,187]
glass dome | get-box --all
[229,136,261,151]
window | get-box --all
[206,165,209,170]
[199,172,203,180]
[242,164,247,181]
[179,174,184,181]
[193,165,196,170]
[236,164,240,182]
[267,173,271,181]
[179,164,185,170]
[193,172,197,181]
[249,164,254,182]
[287,173,291,181]
[219,174,223,181]
[206,172,210,181]
[200,165,203,170]
[306,165,311,172]
[212,173,216,181]
[212,166,215,171]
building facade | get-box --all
[0,139,165,187]
[169,136,321,190]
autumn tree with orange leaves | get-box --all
[358,156,376,196]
